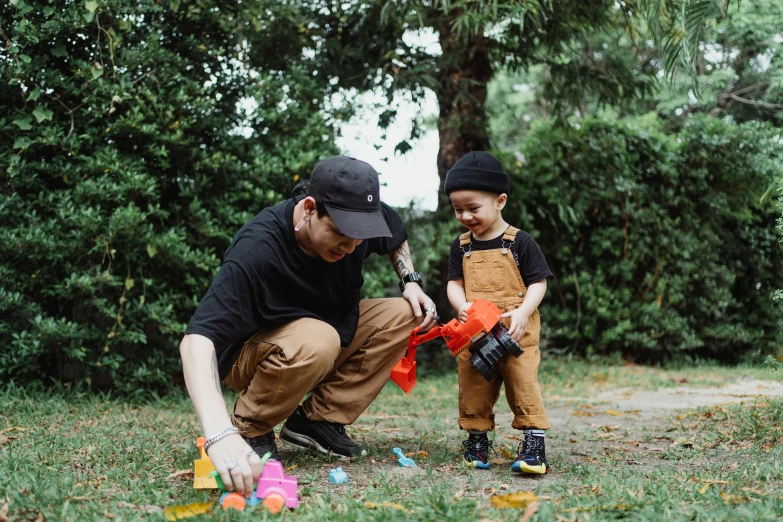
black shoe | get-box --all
[511,429,549,474]
[243,431,281,462]
[462,432,493,469]
[280,406,366,458]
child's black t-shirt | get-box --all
[447,228,552,287]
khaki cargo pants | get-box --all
[223,298,416,437]
[458,226,550,432]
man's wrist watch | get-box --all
[399,272,423,293]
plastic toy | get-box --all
[391,299,523,393]
[193,437,218,489]
[210,458,299,513]
[328,467,349,484]
[393,447,417,468]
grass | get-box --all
[1,358,782,521]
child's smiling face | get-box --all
[449,189,507,239]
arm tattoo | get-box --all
[392,259,411,279]
[211,351,222,394]
[390,245,412,279]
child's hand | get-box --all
[457,302,472,323]
[501,307,529,342]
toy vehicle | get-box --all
[391,299,523,392]
[211,460,298,513]
[193,436,218,489]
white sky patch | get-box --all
[336,88,440,211]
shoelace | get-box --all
[516,433,543,458]
[463,437,494,455]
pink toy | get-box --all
[254,460,299,512]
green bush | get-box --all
[0,0,338,391]
[502,115,783,362]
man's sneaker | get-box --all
[511,429,549,474]
[243,431,281,462]
[280,406,366,458]
[462,432,492,469]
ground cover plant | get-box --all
[2,359,782,521]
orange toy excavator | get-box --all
[390,299,524,393]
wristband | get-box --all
[204,426,239,452]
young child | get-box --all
[444,151,552,474]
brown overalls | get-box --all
[457,226,550,432]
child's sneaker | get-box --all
[462,432,492,469]
[511,429,549,474]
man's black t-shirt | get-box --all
[447,228,552,286]
[186,196,408,379]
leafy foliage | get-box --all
[504,115,782,362]
[0,0,338,390]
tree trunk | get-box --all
[431,18,494,315]
[435,21,493,211]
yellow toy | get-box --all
[193,437,218,489]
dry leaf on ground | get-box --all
[166,470,193,480]
[163,502,214,521]
[0,427,27,434]
[0,499,9,522]
[604,410,624,416]
[519,500,540,522]
[364,501,409,513]
[491,491,539,509]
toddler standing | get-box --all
[444,151,552,474]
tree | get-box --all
[0,0,339,389]
[487,0,783,144]
[300,0,730,313]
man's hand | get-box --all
[402,282,438,330]
[206,433,264,497]
[501,307,529,342]
[457,302,472,323]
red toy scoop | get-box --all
[390,346,417,394]
[390,325,444,394]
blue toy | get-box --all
[392,448,417,468]
[328,467,349,484]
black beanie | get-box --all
[443,151,510,195]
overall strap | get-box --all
[459,231,472,247]
[502,226,519,243]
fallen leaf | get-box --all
[572,410,595,417]
[34,513,43,522]
[364,501,408,513]
[0,427,26,434]
[569,438,578,443]
[284,464,297,472]
[166,469,194,480]
[0,500,8,522]
[164,502,214,520]
[405,451,428,458]
[500,447,514,458]
[490,457,508,465]
[578,404,597,410]
[519,500,540,522]
[698,483,711,495]
[454,488,467,500]
[604,410,624,417]
[491,491,538,509]
[720,492,748,505]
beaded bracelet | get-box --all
[204,426,239,452]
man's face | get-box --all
[307,212,364,262]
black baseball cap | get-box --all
[307,156,392,239]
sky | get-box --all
[335,29,442,212]
[335,90,441,211]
